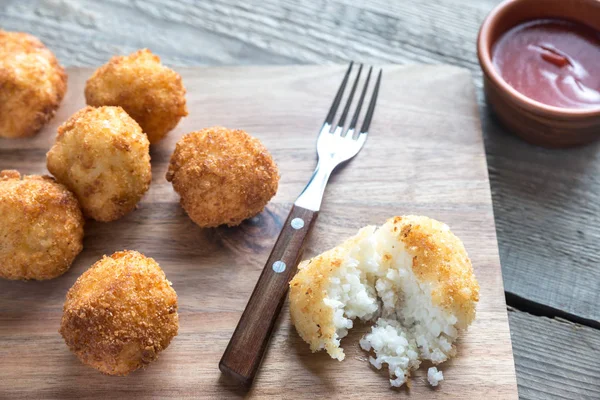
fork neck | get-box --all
[294,158,335,212]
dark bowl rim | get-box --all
[477,0,600,118]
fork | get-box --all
[219,63,382,387]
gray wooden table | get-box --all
[1,1,599,399]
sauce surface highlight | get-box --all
[492,19,600,109]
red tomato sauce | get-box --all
[492,19,600,109]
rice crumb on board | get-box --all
[428,367,444,386]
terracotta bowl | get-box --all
[477,0,600,147]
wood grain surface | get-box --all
[220,205,318,387]
[1,0,597,326]
[0,66,517,398]
[507,308,600,400]
[2,1,600,399]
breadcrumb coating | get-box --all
[290,215,479,359]
[46,106,151,222]
[389,215,479,327]
[0,30,66,138]
[166,126,279,227]
[0,170,83,280]
[60,250,179,376]
[289,227,373,359]
[85,49,187,144]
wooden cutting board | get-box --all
[0,66,518,399]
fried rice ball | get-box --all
[85,49,187,144]
[0,170,84,280]
[60,250,179,376]
[166,126,279,228]
[46,106,151,222]
[0,30,67,138]
[289,215,479,388]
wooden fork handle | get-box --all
[219,205,318,387]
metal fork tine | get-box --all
[222,63,381,386]
[323,62,353,126]
[359,69,382,134]
[336,64,363,130]
[348,66,372,133]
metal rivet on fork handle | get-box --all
[291,218,305,229]
[219,62,382,388]
[272,261,286,273]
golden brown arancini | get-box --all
[85,49,187,144]
[0,30,67,138]
[60,250,179,376]
[166,126,279,228]
[46,106,152,222]
[0,170,84,280]
[289,216,479,387]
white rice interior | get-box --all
[323,226,458,386]
[359,319,420,387]
[427,366,444,387]
[324,241,378,358]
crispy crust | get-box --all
[289,216,480,355]
[0,170,84,280]
[387,216,479,327]
[166,126,279,227]
[85,49,187,144]
[46,106,152,222]
[289,227,373,359]
[0,30,67,138]
[60,250,179,376]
